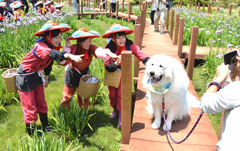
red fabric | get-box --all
[69,44,98,71]
[108,79,122,111]
[21,41,56,73]
[61,84,89,108]
[0,15,4,21]
[19,84,48,124]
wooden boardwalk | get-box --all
[122,20,219,151]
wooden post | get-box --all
[197,2,200,11]
[128,2,132,22]
[207,3,211,14]
[121,51,132,145]
[116,1,119,18]
[195,2,197,10]
[189,2,191,8]
[81,0,83,18]
[139,0,141,11]
[178,18,184,58]
[203,4,205,12]
[105,0,107,12]
[69,0,71,5]
[217,7,219,13]
[93,0,96,10]
[239,8,240,16]
[177,2,179,7]
[166,8,169,30]
[170,10,174,39]
[134,24,141,79]
[173,14,180,45]
[122,0,124,13]
[109,1,112,18]
[229,5,232,15]
[187,26,198,80]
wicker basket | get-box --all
[78,75,99,98]
[103,70,121,88]
[2,68,17,93]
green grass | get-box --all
[192,66,221,136]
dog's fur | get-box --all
[142,55,199,131]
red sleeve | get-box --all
[90,44,98,58]
[34,42,51,59]
[131,43,148,61]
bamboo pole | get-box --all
[187,26,199,80]
[121,51,132,145]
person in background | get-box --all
[10,1,25,21]
[72,0,79,18]
[149,0,157,25]
[35,1,47,14]
[30,0,38,10]
[200,50,240,151]
[153,0,167,34]
[0,1,7,21]
[5,0,14,14]
[20,0,29,14]
[16,21,83,136]
[55,2,64,14]
[102,24,150,128]
[110,0,116,12]
[44,0,55,13]
[61,28,119,109]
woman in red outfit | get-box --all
[102,24,150,128]
[16,21,83,136]
[61,28,118,109]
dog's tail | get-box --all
[187,92,200,108]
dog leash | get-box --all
[162,96,204,144]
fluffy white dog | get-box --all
[142,55,199,131]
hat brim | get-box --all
[102,29,134,38]
[34,26,71,36]
[68,35,99,40]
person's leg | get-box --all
[108,86,118,118]
[61,84,77,108]
[19,89,38,135]
[150,10,155,24]
[154,11,160,32]
[116,82,122,128]
[160,10,166,34]
[111,3,116,12]
[34,84,51,132]
[77,95,89,108]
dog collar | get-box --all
[147,80,171,94]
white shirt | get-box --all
[110,0,117,3]
[200,82,240,151]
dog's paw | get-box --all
[152,121,161,129]
[163,121,172,131]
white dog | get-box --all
[142,55,199,131]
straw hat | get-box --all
[0,1,6,7]
[68,28,100,40]
[35,1,43,7]
[55,2,64,8]
[102,24,134,38]
[34,21,71,36]
[10,1,22,9]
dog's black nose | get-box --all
[150,72,155,76]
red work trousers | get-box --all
[108,81,122,112]
[19,84,48,124]
[61,84,89,108]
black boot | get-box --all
[39,113,52,132]
[26,123,35,136]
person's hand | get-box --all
[68,54,84,63]
[65,37,70,48]
[44,76,49,88]
[105,49,118,59]
[114,55,121,65]
[215,63,230,84]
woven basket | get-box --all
[2,68,17,93]
[78,75,99,98]
[104,70,121,88]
